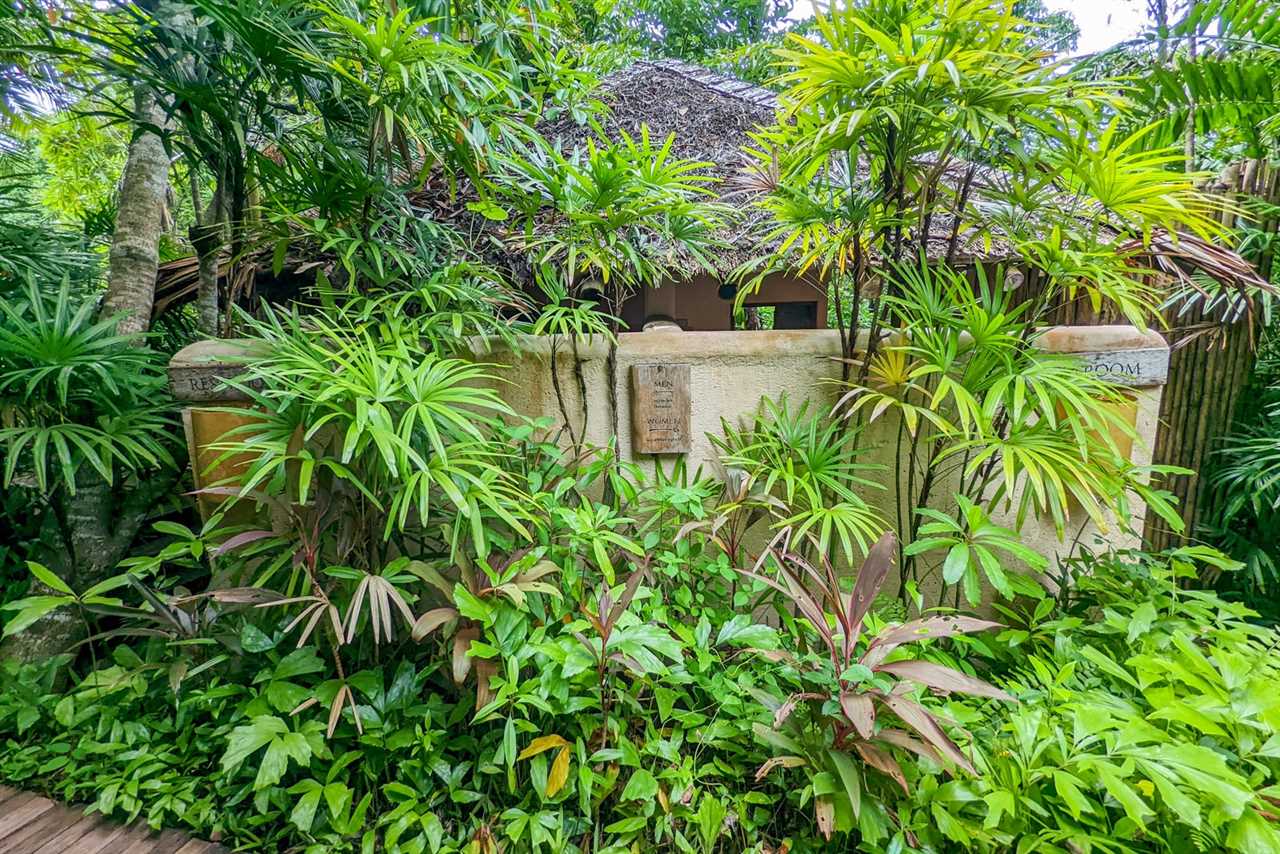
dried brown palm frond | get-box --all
[1126,229,1273,296]
[291,681,364,738]
[727,149,781,197]
[1124,229,1276,350]
[344,571,416,645]
[1163,287,1264,350]
[259,594,344,648]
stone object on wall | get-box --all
[168,339,269,519]
[1034,325,1169,387]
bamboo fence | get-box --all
[1000,159,1279,550]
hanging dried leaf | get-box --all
[547,746,571,796]
[453,626,479,684]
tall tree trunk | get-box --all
[1,89,176,664]
[0,472,175,663]
[101,86,170,337]
[190,177,225,337]
[192,229,221,336]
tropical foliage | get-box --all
[1,422,1277,851]
[1,0,1279,852]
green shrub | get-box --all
[902,548,1280,852]
[4,421,1280,852]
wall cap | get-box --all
[168,339,268,403]
[171,324,1171,401]
[1034,325,1167,355]
[1034,325,1168,387]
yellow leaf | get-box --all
[518,734,569,761]
[547,746,571,796]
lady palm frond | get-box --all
[1215,429,1280,514]
[1054,124,1230,242]
[946,420,1129,535]
[529,272,619,341]
[713,395,887,561]
[835,345,957,437]
[495,126,728,301]
[1015,232,1166,329]
[216,305,529,551]
[0,280,174,494]
[986,350,1136,455]
[0,282,153,410]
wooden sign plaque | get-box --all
[630,363,691,454]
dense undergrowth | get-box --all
[3,0,1280,850]
[1,487,1278,852]
[1,339,1279,851]
[2,245,1278,853]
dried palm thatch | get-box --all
[408,59,789,282]
[443,59,1006,279]
[152,60,1268,320]
[543,60,778,277]
[153,246,325,321]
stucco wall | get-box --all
[171,326,1169,600]
[472,326,1168,594]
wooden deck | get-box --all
[0,786,225,854]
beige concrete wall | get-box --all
[476,326,1168,593]
[170,327,1169,600]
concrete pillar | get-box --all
[168,340,267,521]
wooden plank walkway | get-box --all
[0,786,225,854]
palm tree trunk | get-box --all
[101,85,170,337]
[3,88,175,664]
[192,229,222,336]
[0,472,177,664]
[190,176,225,337]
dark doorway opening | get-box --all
[734,302,819,330]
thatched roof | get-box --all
[152,60,790,314]
[421,59,788,281]
[152,60,1268,316]
[545,58,777,171]
[146,62,1058,309]
[428,58,1010,280]
[542,59,781,277]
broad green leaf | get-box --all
[290,786,322,832]
[28,562,72,595]
[222,715,288,774]
[620,768,658,801]
[1127,601,1157,642]
[2,595,72,637]
[942,545,970,585]
[1053,771,1093,819]
[257,730,313,790]
[828,749,862,819]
